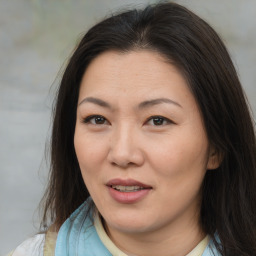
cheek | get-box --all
[74,129,107,175]
[150,136,208,216]
[146,129,209,185]
[74,132,106,199]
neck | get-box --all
[105,215,205,256]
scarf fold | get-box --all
[55,199,220,256]
[55,200,111,256]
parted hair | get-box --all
[41,2,256,255]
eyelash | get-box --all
[82,115,174,126]
[145,116,174,126]
[83,115,109,125]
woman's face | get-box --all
[74,50,218,238]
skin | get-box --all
[74,50,220,256]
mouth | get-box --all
[106,178,152,191]
[106,179,152,203]
[111,185,148,192]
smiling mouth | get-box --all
[107,179,152,203]
[111,185,147,192]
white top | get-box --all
[7,234,45,256]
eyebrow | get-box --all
[78,97,182,109]
[138,98,182,109]
[78,97,112,108]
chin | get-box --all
[105,213,154,234]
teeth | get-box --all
[111,185,144,192]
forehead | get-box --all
[79,50,191,99]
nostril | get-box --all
[107,139,145,167]
[110,160,134,168]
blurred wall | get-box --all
[0,0,255,254]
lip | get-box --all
[106,178,152,204]
[106,178,152,188]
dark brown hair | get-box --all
[41,2,256,255]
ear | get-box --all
[207,146,223,170]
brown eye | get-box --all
[94,116,106,124]
[83,115,108,125]
[146,116,172,126]
[152,117,165,125]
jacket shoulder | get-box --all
[10,234,45,256]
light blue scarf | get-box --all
[55,199,220,256]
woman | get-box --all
[8,2,256,256]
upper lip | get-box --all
[106,178,152,188]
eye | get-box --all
[146,116,173,126]
[83,115,109,125]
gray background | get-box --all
[0,0,255,254]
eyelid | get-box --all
[81,114,175,126]
[82,115,110,125]
[145,115,175,125]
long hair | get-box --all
[41,2,256,255]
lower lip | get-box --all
[108,186,151,204]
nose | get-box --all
[107,125,145,168]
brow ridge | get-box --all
[78,97,182,109]
[138,98,182,109]
[78,97,111,108]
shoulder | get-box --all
[9,234,45,256]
